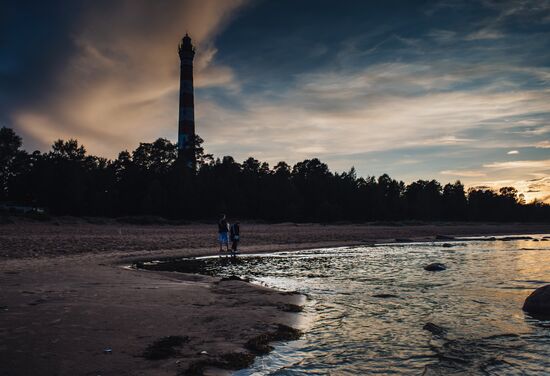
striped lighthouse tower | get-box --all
[177,34,196,168]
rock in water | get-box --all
[523,285,550,317]
[372,293,398,298]
[423,322,447,336]
[424,263,447,271]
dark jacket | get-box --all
[230,223,240,240]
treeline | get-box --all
[1,127,548,222]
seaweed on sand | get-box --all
[143,335,189,360]
[279,303,304,312]
[181,325,301,375]
[245,324,302,355]
[181,352,255,375]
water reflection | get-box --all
[144,236,550,375]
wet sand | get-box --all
[1,220,549,375]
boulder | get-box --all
[523,284,550,317]
[424,263,447,272]
[423,322,447,336]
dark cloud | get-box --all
[0,1,84,116]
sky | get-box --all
[1,0,549,203]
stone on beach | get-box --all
[424,263,447,271]
[523,284,550,317]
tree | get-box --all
[1,127,548,222]
[49,139,86,161]
[442,181,467,220]
[0,127,25,200]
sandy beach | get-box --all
[1,220,549,375]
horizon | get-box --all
[1,1,549,203]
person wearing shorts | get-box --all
[218,214,229,253]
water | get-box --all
[143,236,550,375]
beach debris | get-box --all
[523,284,550,318]
[424,263,447,272]
[372,293,398,298]
[423,322,447,336]
[103,347,112,354]
[143,335,189,360]
[441,243,454,248]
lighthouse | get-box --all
[177,34,196,168]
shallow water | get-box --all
[146,236,550,375]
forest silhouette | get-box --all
[1,127,548,222]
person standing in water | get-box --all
[218,214,230,253]
[230,221,240,255]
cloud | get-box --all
[441,170,486,177]
[464,28,504,40]
[483,160,550,169]
[507,150,519,154]
[198,61,550,165]
[10,0,248,155]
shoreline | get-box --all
[1,222,549,375]
[0,252,306,376]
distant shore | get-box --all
[1,220,549,375]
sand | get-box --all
[1,219,549,375]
